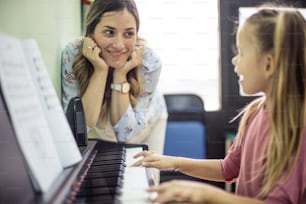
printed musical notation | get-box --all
[0,33,81,192]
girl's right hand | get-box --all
[147,180,217,203]
[82,37,108,71]
[132,151,179,170]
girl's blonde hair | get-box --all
[234,4,306,197]
[73,0,144,118]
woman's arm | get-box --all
[61,38,110,128]
[61,40,81,111]
[78,37,110,127]
[111,46,164,142]
[110,45,143,125]
[81,68,108,127]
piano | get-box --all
[0,92,155,204]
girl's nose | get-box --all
[232,55,237,66]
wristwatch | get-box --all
[111,82,130,94]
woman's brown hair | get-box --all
[73,0,144,119]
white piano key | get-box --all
[119,167,153,204]
[125,147,144,166]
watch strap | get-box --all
[111,82,130,93]
[110,83,121,92]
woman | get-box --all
[61,0,167,163]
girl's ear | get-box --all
[264,54,275,79]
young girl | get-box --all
[134,4,306,203]
[61,0,167,158]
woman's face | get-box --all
[92,8,137,69]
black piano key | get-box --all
[66,141,142,204]
[81,177,121,189]
[88,164,124,173]
[84,171,123,180]
[74,195,114,204]
[76,186,118,197]
[99,144,124,150]
[93,158,125,164]
[94,154,125,161]
[96,146,125,152]
[94,153,125,160]
[90,160,125,166]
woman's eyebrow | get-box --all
[103,25,115,30]
[103,25,136,31]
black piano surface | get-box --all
[0,91,152,204]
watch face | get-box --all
[122,83,130,93]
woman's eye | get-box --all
[124,31,135,38]
[103,30,114,37]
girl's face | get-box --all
[232,23,271,95]
[92,9,137,69]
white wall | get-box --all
[0,0,81,97]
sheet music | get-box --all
[21,40,81,168]
[0,33,62,192]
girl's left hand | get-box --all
[147,180,217,203]
[132,151,179,171]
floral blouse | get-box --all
[61,38,167,142]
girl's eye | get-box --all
[124,31,135,38]
[231,44,238,56]
[103,30,114,37]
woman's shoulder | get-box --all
[141,46,162,72]
[62,37,83,57]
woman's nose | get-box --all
[112,36,124,49]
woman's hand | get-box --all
[113,43,144,77]
[147,180,218,203]
[132,151,179,170]
[82,36,108,71]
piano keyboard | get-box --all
[0,92,155,204]
[64,140,155,204]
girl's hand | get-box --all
[132,151,179,170]
[82,36,108,71]
[147,180,216,203]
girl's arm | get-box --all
[133,151,224,181]
[176,158,225,181]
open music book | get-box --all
[0,33,81,193]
